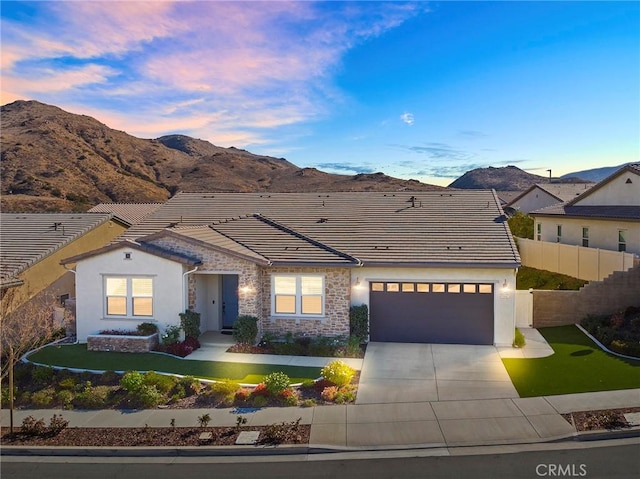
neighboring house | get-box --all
[495,191,523,208]
[530,164,640,254]
[61,191,521,346]
[0,213,128,318]
[88,203,163,226]
[506,183,595,214]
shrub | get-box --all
[58,377,77,391]
[308,336,336,357]
[251,383,269,397]
[135,384,163,408]
[99,370,121,385]
[609,340,640,358]
[56,390,74,409]
[581,315,606,335]
[321,360,355,387]
[259,418,302,445]
[120,371,144,393]
[143,371,177,394]
[349,304,369,341]
[162,325,182,345]
[73,385,108,409]
[321,386,338,402]
[32,366,55,384]
[263,372,290,395]
[512,328,526,348]
[234,388,251,402]
[609,311,625,329]
[334,385,356,404]
[595,326,616,346]
[178,375,202,395]
[273,341,306,356]
[21,416,46,436]
[252,395,268,408]
[179,310,201,339]
[31,388,55,407]
[208,380,240,397]
[233,315,258,344]
[48,414,69,435]
[301,398,317,407]
[137,322,158,336]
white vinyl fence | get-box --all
[516,237,636,281]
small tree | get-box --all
[1,291,62,433]
[507,211,534,239]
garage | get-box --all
[369,281,495,345]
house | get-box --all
[530,164,640,254]
[0,213,128,318]
[506,183,595,214]
[61,191,521,346]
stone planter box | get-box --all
[87,333,159,353]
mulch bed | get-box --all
[1,424,310,447]
[562,407,640,431]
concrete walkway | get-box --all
[2,389,639,449]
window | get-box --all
[371,282,384,292]
[618,230,627,252]
[402,283,415,292]
[478,284,493,294]
[463,284,477,293]
[416,283,430,293]
[447,284,461,293]
[432,283,445,293]
[386,283,400,292]
[582,227,589,247]
[556,225,562,243]
[272,275,324,316]
[536,223,542,241]
[105,276,153,317]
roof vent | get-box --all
[317,218,328,223]
[626,178,633,184]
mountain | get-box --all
[1,100,443,212]
[560,163,630,183]
[448,165,591,191]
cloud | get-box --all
[400,112,415,125]
[315,163,376,174]
[396,142,477,162]
[1,1,426,148]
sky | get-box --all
[1,1,638,186]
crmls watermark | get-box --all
[536,464,588,477]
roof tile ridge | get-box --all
[491,190,521,265]
[254,214,361,265]
[206,220,271,264]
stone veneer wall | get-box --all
[260,267,351,337]
[147,237,262,318]
[533,264,640,327]
[87,333,159,353]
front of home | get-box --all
[62,191,521,347]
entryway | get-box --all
[194,273,239,332]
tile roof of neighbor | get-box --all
[531,205,640,220]
[88,203,163,226]
[495,191,523,205]
[116,191,520,268]
[507,183,595,207]
[0,212,113,285]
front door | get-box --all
[221,275,239,329]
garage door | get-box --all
[369,281,494,345]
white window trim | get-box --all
[103,275,155,319]
[270,274,326,319]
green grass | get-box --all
[502,325,640,397]
[27,344,322,384]
[516,266,587,291]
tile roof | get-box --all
[88,203,163,226]
[119,191,520,268]
[531,205,640,220]
[536,183,595,202]
[1,212,113,285]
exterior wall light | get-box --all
[501,280,509,292]
[239,285,252,294]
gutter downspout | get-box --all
[182,266,199,311]
[61,264,79,344]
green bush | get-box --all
[32,366,55,384]
[609,340,640,358]
[178,375,202,395]
[252,395,268,408]
[31,388,55,407]
[135,384,163,408]
[273,342,306,356]
[507,211,534,239]
[99,370,121,385]
[48,414,69,435]
[581,314,606,335]
[179,310,201,339]
[137,322,158,336]
[321,360,355,387]
[58,377,77,391]
[264,372,290,395]
[349,304,369,341]
[233,315,259,344]
[334,385,356,404]
[73,386,108,409]
[143,371,177,394]
[120,371,144,393]
[162,325,182,345]
[513,328,526,348]
[56,390,74,409]
[207,380,240,397]
[308,336,336,357]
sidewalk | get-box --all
[2,389,639,449]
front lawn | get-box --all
[502,325,640,397]
[516,266,587,291]
[27,344,321,384]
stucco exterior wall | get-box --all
[534,216,640,255]
[350,266,517,346]
[74,247,186,342]
[1,219,126,317]
[511,188,560,214]
[574,172,640,206]
[260,267,351,338]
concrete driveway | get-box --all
[356,342,519,404]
